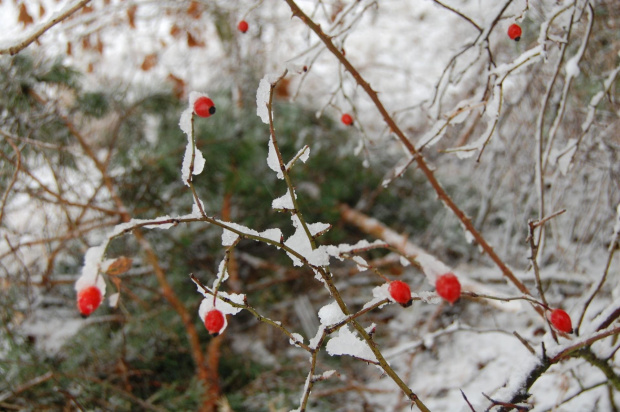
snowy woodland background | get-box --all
[1,0,619,411]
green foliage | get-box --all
[0,54,438,410]
[77,92,110,118]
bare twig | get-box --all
[0,0,93,56]
[284,0,532,302]
[430,0,482,32]
[578,204,620,334]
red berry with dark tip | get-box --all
[436,273,461,304]
[77,286,103,317]
[549,309,573,333]
[389,280,413,307]
[508,24,522,41]
[194,96,216,118]
[238,20,249,33]
[341,113,353,126]
[204,309,225,336]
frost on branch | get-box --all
[284,215,330,267]
[180,91,207,186]
[256,73,280,124]
[196,286,245,318]
[272,190,296,210]
[219,219,283,247]
[318,301,347,326]
[267,137,283,179]
[325,325,378,363]
[289,332,304,347]
[75,245,107,296]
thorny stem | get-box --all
[265,70,317,249]
[501,326,620,409]
[29,90,214,408]
[262,67,430,411]
[526,219,558,343]
[283,0,532,303]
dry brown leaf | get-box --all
[169,23,182,37]
[167,73,186,99]
[82,4,93,14]
[18,3,34,27]
[127,4,137,28]
[187,32,204,48]
[39,2,45,17]
[95,36,103,54]
[66,41,72,56]
[106,257,133,276]
[87,62,94,73]
[187,1,202,19]
[81,35,91,50]
[141,53,158,71]
[275,77,291,99]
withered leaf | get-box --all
[106,257,133,276]
[18,3,34,27]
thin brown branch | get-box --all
[430,0,482,32]
[0,0,93,56]
[284,0,531,301]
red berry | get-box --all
[341,113,353,126]
[508,24,522,41]
[549,309,573,333]
[435,273,461,304]
[237,20,249,33]
[77,286,103,317]
[389,280,413,307]
[193,96,216,118]
[204,309,225,336]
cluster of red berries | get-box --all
[193,96,216,118]
[77,285,103,317]
[508,23,522,41]
[238,20,249,33]
[388,272,463,307]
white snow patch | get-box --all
[180,91,209,186]
[257,74,280,123]
[318,301,348,326]
[362,283,392,310]
[326,325,378,363]
[197,290,245,320]
[212,259,229,288]
[286,145,311,169]
[272,191,295,210]
[75,245,107,296]
[108,293,120,308]
[267,137,283,178]
[289,332,304,347]
[284,215,330,267]
[259,228,283,243]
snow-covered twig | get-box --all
[0,0,92,56]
